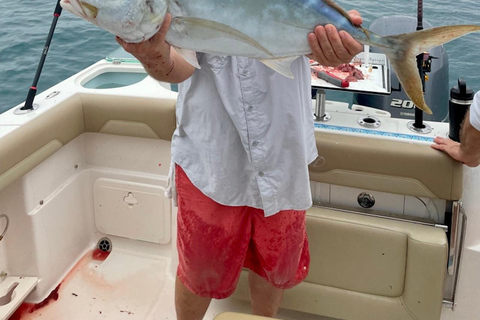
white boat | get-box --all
[1,16,480,320]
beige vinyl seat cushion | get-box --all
[310,131,463,200]
[0,93,176,192]
[233,206,448,320]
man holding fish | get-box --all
[116,9,362,320]
[59,0,480,318]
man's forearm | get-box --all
[141,47,195,84]
[459,110,480,167]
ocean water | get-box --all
[0,0,479,114]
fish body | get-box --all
[165,0,362,58]
[61,0,480,114]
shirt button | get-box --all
[252,141,259,147]
[248,105,254,111]
[258,171,265,177]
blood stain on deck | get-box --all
[10,284,61,320]
[92,248,111,261]
[9,248,111,319]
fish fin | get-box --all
[79,1,98,19]
[323,0,354,23]
[323,0,370,39]
[259,57,298,79]
[60,0,89,20]
[380,25,480,114]
[174,47,201,69]
[384,25,480,56]
[389,57,432,114]
[172,17,274,58]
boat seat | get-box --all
[310,130,463,201]
[80,93,176,140]
[233,206,448,320]
[0,93,176,192]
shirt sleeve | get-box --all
[470,92,480,131]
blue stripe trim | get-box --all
[314,123,435,142]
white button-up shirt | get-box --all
[172,53,318,216]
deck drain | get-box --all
[97,237,112,252]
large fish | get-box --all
[60,0,480,114]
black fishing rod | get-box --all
[413,0,426,128]
[19,0,63,113]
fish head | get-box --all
[60,0,168,43]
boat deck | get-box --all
[11,237,334,320]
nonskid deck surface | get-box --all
[10,239,335,320]
[11,244,168,320]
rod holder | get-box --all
[314,89,330,122]
[407,120,432,134]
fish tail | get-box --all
[379,25,480,114]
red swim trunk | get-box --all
[175,165,310,299]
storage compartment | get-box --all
[82,71,148,89]
[94,178,171,244]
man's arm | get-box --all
[459,112,480,166]
[432,111,480,167]
[116,14,195,83]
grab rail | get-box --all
[448,201,465,275]
[443,201,467,310]
[0,214,9,241]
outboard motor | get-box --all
[354,16,449,122]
